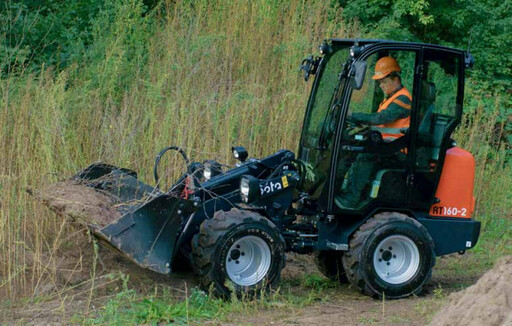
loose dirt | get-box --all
[22,180,191,294]
[29,180,121,227]
[430,256,512,326]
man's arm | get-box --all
[351,95,411,125]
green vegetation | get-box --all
[69,273,337,325]
[0,0,511,324]
[0,0,347,299]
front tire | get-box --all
[192,209,285,298]
[342,212,435,298]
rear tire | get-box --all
[342,212,435,298]
[314,251,348,283]
[192,209,285,298]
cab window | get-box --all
[333,49,417,210]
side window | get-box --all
[416,50,460,169]
[348,51,416,117]
[302,48,348,150]
[300,47,350,198]
[348,53,378,115]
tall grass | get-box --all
[0,0,351,298]
[0,0,509,302]
[454,84,512,229]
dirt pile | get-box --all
[29,180,121,227]
[430,256,512,326]
[21,180,196,300]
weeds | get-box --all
[0,0,349,299]
[74,279,333,325]
[301,273,337,291]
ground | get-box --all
[0,246,481,326]
[0,181,492,325]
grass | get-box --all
[0,0,511,324]
[0,0,353,299]
[65,273,339,325]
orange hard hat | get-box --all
[372,57,401,80]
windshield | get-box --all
[301,46,350,153]
[299,45,350,197]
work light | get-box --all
[239,175,259,203]
[232,146,248,163]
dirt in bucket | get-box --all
[22,180,194,298]
[29,180,122,227]
[429,256,512,326]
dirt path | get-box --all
[1,251,480,325]
[217,255,455,326]
[222,296,431,325]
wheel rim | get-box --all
[373,235,420,285]
[226,235,271,286]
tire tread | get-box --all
[342,212,435,298]
[192,209,285,297]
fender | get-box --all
[430,147,476,218]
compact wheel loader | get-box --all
[54,39,480,299]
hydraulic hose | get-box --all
[268,159,306,191]
[154,146,190,189]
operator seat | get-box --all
[370,81,437,199]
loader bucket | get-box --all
[46,162,196,274]
[92,194,188,274]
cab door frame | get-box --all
[408,46,466,210]
[326,42,423,215]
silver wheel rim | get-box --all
[373,235,420,284]
[226,235,271,286]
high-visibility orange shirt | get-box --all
[376,87,412,139]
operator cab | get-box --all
[298,39,468,215]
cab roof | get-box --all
[330,39,467,55]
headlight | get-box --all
[240,178,250,199]
[203,160,222,181]
[349,45,361,58]
[319,42,332,55]
[239,175,259,203]
[204,168,212,180]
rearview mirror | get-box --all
[299,55,320,82]
[349,61,367,90]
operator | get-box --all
[350,56,412,138]
[338,56,411,208]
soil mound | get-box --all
[30,180,121,227]
[430,256,512,326]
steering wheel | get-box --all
[344,116,367,135]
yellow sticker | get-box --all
[281,176,289,188]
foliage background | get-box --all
[0,0,510,303]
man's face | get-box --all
[378,76,399,96]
